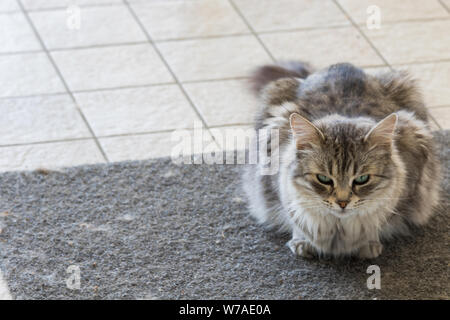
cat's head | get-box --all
[288,112,400,218]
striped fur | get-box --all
[243,62,441,259]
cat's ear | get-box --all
[364,113,398,147]
[289,113,324,149]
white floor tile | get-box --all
[0,13,41,53]
[362,66,391,75]
[100,129,216,162]
[338,0,449,24]
[21,0,121,10]
[0,53,65,98]
[131,0,249,40]
[74,85,200,136]
[428,106,450,129]
[261,27,384,68]
[364,20,450,65]
[183,79,258,126]
[30,5,146,50]
[441,0,450,10]
[51,44,173,91]
[0,95,91,145]
[233,0,349,32]
[157,36,271,82]
[0,0,19,12]
[0,140,105,172]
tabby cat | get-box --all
[243,62,440,259]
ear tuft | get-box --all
[364,113,398,147]
[289,113,324,149]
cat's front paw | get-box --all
[358,241,383,259]
[287,238,315,258]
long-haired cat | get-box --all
[243,62,440,259]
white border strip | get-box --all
[0,270,12,300]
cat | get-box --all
[243,62,441,259]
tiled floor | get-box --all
[0,0,449,172]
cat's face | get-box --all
[290,113,398,218]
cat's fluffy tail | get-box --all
[250,61,314,95]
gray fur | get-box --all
[243,62,441,258]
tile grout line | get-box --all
[0,61,447,100]
[0,122,257,148]
[427,104,450,109]
[0,49,43,56]
[0,83,178,101]
[0,92,68,101]
[71,81,177,93]
[182,76,251,84]
[121,0,219,148]
[332,0,443,131]
[3,5,450,22]
[227,0,277,63]
[0,123,257,148]
[1,17,450,55]
[391,58,450,66]
[1,22,450,56]
[2,52,450,101]
[0,137,94,149]
[16,0,110,162]
[438,0,450,13]
[428,112,443,130]
[5,1,450,20]
[1,107,447,150]
[48,41,150,52]
[332,0,392,70]
[151,32,254,43]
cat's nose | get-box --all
[337,200,349,209]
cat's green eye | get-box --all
[354,175,370,185]
[317,174,333,185]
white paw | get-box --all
[287,238,315,258]
[358,241,383,259]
